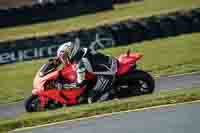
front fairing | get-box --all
[32,68,59,95]
[32,63,79,95]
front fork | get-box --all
[38,94,47,111]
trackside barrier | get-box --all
[113,0,143,4]
[0,0,113,28]
[0,0,145,28]
[0,8,200,65]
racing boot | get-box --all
[87,75,114,104]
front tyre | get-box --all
[117,70,155,97]
[25,95,41,112]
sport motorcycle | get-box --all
[25,50,155,112]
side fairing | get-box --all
[32,70,60,95]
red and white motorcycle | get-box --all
[25,50,155,112]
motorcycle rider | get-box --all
[47,38,118,103]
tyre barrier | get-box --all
[113,0,143,4]
[113,0,131,4]
[0,0,145,28]
[140,17,163,40]
[0,0,113,28]
[0,8,200,65]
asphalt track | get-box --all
[13,101,200,133]
[1,72,200,118]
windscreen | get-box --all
[39,63,56,77]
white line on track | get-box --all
[160,71,200,78]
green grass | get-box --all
[0,87,200,133]
[103,33,200,76]
[0,0,200,41]
[0,33,200,104]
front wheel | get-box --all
[25,95,41,112]
[116,70,155,97]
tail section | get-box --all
[117,51,143,75]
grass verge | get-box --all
[0,87,200,133]
[1,33,200,104]
[0,0,200,41]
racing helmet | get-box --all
[57,38,80,64]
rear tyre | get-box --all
[116,70,155,97]
[25,95,41,112]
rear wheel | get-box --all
[116,70,155,98]
[25,95,41,112]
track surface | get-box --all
[1,72,200,118]
[13,101,200,133]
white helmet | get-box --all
[57,39,80,63]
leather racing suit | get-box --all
[71,48,118,103]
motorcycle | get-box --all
[25,50,155,112]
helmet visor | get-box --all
[59,48,71,64]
